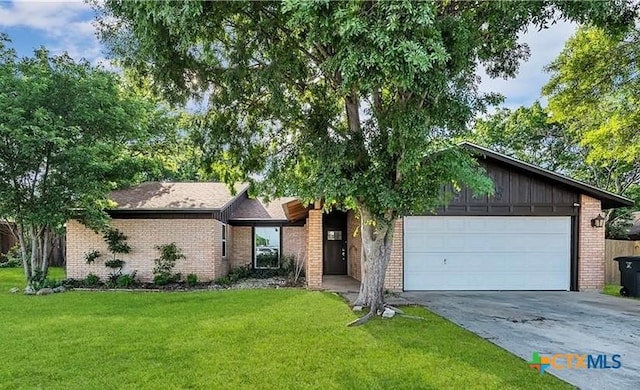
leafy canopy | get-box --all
[95,0,635,224]
[0,34,176,230]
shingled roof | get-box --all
[229,197,298,221]
[110,182,248,211]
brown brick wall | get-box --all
[66,218,221,282]
[306,210,323,289]
[578,194,605,290]
[283,226,306,261]
[385,219,404,291]
[230,226,252,270]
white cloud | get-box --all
[478,21,577,108]
[0,0,109,66]
[0,1,89,34]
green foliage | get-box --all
[103,229,131,255]
[31,277,63,291]
[0,267,575,390]
[213,275,231,287]
[115,272,138,288]
[472,102,581,174]
[544,26,640,169]
[186,273,198,287]
[84,250,102,265]
[0,33,185,284]
[152,243,185,286]
[84,273,101,287]
[0,245,21,268]
[153,273,182,286]
[473,101,640,238]
[95,1,628,221]
[477,24,640,238]
[104,259,125,270]
[96,1,635,298]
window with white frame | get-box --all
[254,226,280,269]
[221,223,227,258]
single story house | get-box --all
[66,143,633,291]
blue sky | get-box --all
[0,0,577,110]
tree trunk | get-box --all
[353,205,395,316]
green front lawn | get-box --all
[0,268,569,389]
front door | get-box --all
[323,211,347,275]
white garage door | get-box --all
[403,216,571,291]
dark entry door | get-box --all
[323,211,347,275]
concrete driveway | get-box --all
[402,291,640,390]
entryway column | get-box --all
[306,208,323,289]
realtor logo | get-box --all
[528,352,551,374]
[528,352,622,374]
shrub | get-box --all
[153,272,181,286]
[227,265,254,282]
[103,228,131,255]
[85,273,101,287]
[104,259,125,270]
[186,273,198,287]
[116,272,138,288]
[62,278,84,288]
[153,243,185,286]
[214,276,231,286]
[0,245,22,268]
[30,277,62,290]
[84,250,101,264]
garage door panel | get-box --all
[403,216,570,291]
[405,233,569,253]
[404,253,567,273]
[405,271,568,290]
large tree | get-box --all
[473,102,639,239]
[95,1,635,318]
[0,35,178,286]
[542,25,640,238]
[543,25,640,198]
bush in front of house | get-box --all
[153,243,185,285]
[186,273,198,287]
[0,245,22,268]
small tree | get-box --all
[0,34,177,287]
[153,243,185,285]
[103,228,131,284]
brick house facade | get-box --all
[65,144,631,290]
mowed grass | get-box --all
[0,268,571,389]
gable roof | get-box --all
[461,142,633,209]
[110,182,249,211]
[229,197,298,221]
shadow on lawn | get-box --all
[357,309,570,389]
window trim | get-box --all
[252,225,282,269]
[221,223,227,258]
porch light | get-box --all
[591,214,605,228]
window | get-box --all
[254,226,280,269]
[327,230,342,241]
[221,223,227,258]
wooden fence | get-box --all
[605,239,640,285]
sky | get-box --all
[0,0,577,111]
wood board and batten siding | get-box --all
[438,159,579,217]
[605,239,640,285]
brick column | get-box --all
[578,194,605,290]
[384,219,404,291]
[306,209,323,289]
